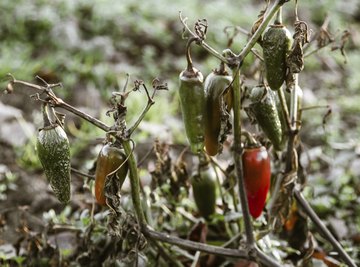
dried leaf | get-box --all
[281,201,308,251]
[317,18,334,48]
[287,21,310,75]
[270,171,298,230]
[194,19,208,41]
[250,0,269,36]
[322,106,332,131]
[331,30,351,63]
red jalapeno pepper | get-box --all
[242,146,271,218]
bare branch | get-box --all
[294,189,357,267]
[8,75,111,132]
[179,12,232,64]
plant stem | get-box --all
[70,168,95,180]
[231,69,280,267]
[10,77,111,132]
[179,12,231,65]
[230,186,242,233]
[180,0,288,67]
[231,67,255,248]
[126,93,155,137]
[237,0,287,61]
[122,140,147,227]
[191,251,201,267]
[294,190,357,267]
[144,226,281,266]
[143,225,249,259]
[211,164,227,215]
[210,157,243,232]
[222,233,241,248]
[150,239,184,267]
[290,74,299,127]
[277,87,291,131]
[269,87,295,214]
[255,247,282,267]
[58,100,111,132]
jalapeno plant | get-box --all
[5,0,356,266]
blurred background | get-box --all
[0,0,359,265]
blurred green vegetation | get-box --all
[1,0,360,265]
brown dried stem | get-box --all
[294,189,357,267]
[8,75,111,132]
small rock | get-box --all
[0,101,22,123]
[48,231,78,258]
[349,158,360,177]
[328,217,348,240]
[0,120,35,147]
[0,101,36,147]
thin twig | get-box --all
[231,66,255,248]
[255,247,282,267]
[301,104,330,112]
[210,163,227,216]
[210,158,243,232]
[294,189,357,267]
[143,226,249,259]
[9,76,111,132]
[269,76,299,214]
[191,251,201,267]
[150,239,184,267]
[58,101,111,132]
[143,226,281,266]
[250,48,264,61]
[221,233,241,248]
[277,87,292,132]
[237,0,287,61]
[289,75,299,127]
[179,12,231,65]
[137,146,155,168]
[50,224,83,233]
[71,168,95,180]
[126,84,155,137]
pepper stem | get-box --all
[241,130,258,147]
[41,103,51,128]
[218,61,227,75]
[274,7,283,25]
[186,37,198,72]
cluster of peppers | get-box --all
[36,16,301,218]
[178,39,233,157]
[179,17,302,219]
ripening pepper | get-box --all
[94,143,129,205]
[204,70,232,156]
[191,163,217,219]
[242,145,271,219]
[37,124,71,204]
[263,24,292,91]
